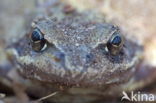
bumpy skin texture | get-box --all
[14,10,140,88]
[8,2,143,102]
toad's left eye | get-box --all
[106,31,124,55]
[31,28,47,52]
[31,29,44,42]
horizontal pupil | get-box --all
[111,36,121,46]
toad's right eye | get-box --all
[106,30,124,55]
[31,28,47,52]
[31,28,44,42]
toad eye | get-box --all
[111,35,122,46]
[106,31,124,55]
[31,28,47,52]
[31,29,44,41]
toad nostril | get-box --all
[86,53,94,63]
